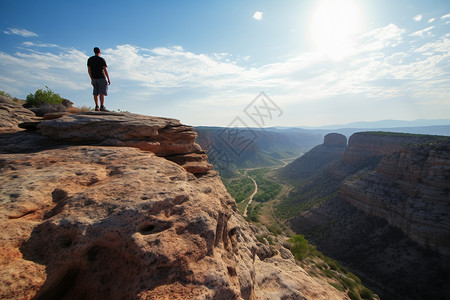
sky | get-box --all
[1,0,449,127]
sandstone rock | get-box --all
[29,103,67,117]
[0,100,346,299]
[344,132,437,165]
[35,112,212,174]
[62,99,73,108]
[341,138,450,255]
[42,111,72,120]
[323,133,347,147]
[281,132,346,180]
[37,112,195,155]
[0,95,37,133]
[0,146,347,300]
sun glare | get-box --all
[310,0,363,59]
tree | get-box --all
[25,86,64,107]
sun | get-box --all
[309,0,363,58]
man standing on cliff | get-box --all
[87,47,111,111]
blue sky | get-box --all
[1,0,449,127]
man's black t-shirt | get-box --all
[87,56,107,79]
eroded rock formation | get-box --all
[285,131,450,300]
[341,137,450,255]
[281,133,347,181]
[323,133,347,147]
[0,95,38,132]
[0,103,347,299]
[35,112,212,174]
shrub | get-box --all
[0,90,12,98]
[360,287,376,299]
[25,86,64,107]
[329,282,345,292]
[348,289,360,300]
[288,234,310,260]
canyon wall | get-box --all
[285,131,450,300]
[280,133,347,181]
[341,136,450,255]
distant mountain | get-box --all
[300,119,450,130]
[195,127,323,171]
[195,122,450,173]
[271,123,450,138]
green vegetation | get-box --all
[0,90,22,104]
[0,90,12,98]
[275,193,336,220]
[284,234,377,299]
[24,86,64,107]
[222,176,254,203]
[247,169,282,202]
[288,234,315,260]
[362,131,443,139]
[245,203,261,222]
[256,234,274,245]
[221,167,377,300]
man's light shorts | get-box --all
[91,78,108,95]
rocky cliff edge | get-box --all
[0,99,347,299]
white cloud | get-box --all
[22,41,59,48]
[3,28,38,37]
[0,47,88,96]
[428,18,435,23]
[410,26,435,38]
[414,36,450,54]
[358,24,405,52]
[413,14,423,22]
[104,44,245,90]
[253,11,263,21]
[441,13,450,24]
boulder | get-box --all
[0,95,37,132]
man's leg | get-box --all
[99,94,109,111]
[93,95,100,110]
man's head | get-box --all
[93,47,101,55]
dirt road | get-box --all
[243,177,257,217]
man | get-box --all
[87,47,111,111]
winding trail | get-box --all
[243,177,258,217]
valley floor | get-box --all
[222,166,380,300]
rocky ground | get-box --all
[0,97,348,299]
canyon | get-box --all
[283,132,450,300]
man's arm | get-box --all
[88,66,92,80]
[103,66,111,85]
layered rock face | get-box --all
[341,138,450,255]
[0,104,347,299]
[343,132,437,165]
[323,133,347,147]
[35,112,212,174]
[285,131,449,300]
[281,133,347,181]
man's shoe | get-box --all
[100,105,109,112]
[94,106,100,111]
